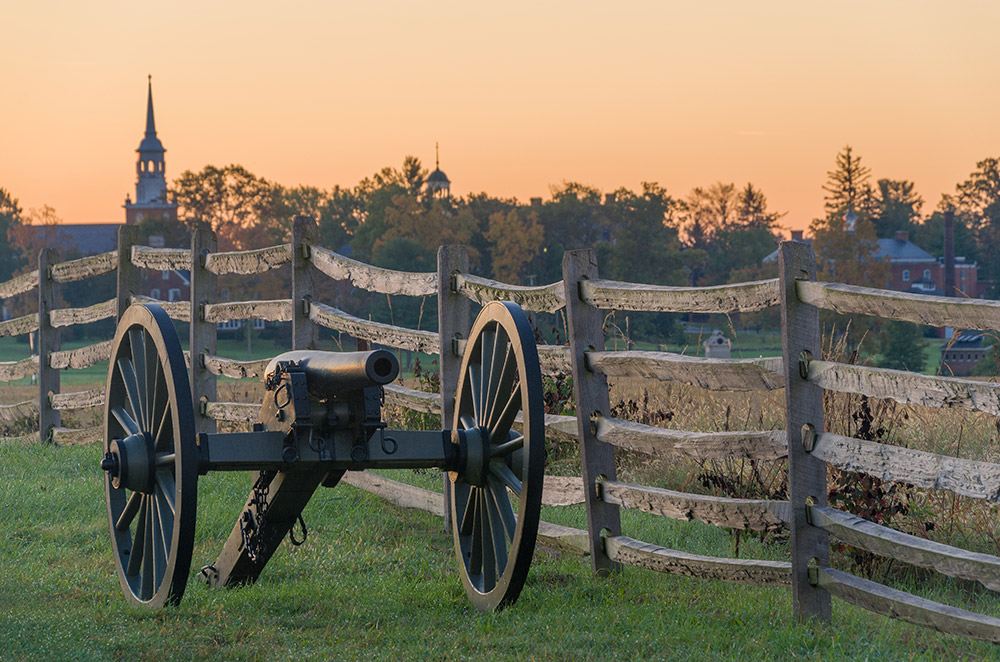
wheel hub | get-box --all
[103,432,155,493]
[457,426,491,487]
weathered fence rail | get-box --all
[3,224,1000,642]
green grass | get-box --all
[3,443,1000,661]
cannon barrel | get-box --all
[264,349,399,397]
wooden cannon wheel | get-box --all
[101,304,198,607]
[450,301,545,611]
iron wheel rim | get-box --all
[103,303,197,607]
[450,301,544,611]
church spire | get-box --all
[145,74,157,138]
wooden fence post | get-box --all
[437,245,471,531]
[562,249,621,574]
[292,216,316,351]
[779,240,831,621]
[38,248,60,443]
[116,225,141,321]
[191,228,218,435]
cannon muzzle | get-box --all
[264,349,400,397]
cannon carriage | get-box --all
[100,300,545,611]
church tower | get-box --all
[124,76,178,225]
[423,143,451,198]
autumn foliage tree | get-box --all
[485,210,543,284]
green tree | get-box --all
[870,179,923,238]
[485,210,544,284]
[877,321,925,371]
[0,188,25,281]
[823,145,871,219]
[171,164,281,243]
[943,157,1000,294]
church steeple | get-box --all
[125,76,177,224]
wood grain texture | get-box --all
[116,226,141,322]
[130,246,192,270]
[562,249,621,574]
[811,431,1000,501]
[309,301,439,354]
[129,295,191,322]
[436,245,471,532]
[202,354,268,380]
[49,341,111,370]
[542,475,586,506]
[601,480,790,531]
[0,313,39,338]
[798,280,1000,331]
[292,217,316,351]
[50,425,101,446]
[809,360,1000,416]
[581,278,781,313]
[204,401,262,422]
[340,470,444,515]
[606,535,792,586]
[817,567,1000,643]
[383,384,442,415]
[587,351,784,391]
[779,241,831,620]
[0,400,38,424]
[38,249,60,443]
[0,271,38,298]
[203,244,292,275]
[537,521,591,556]
[310,244,437,296]
[595,416,787,461]
[453,273,566,313]
[50,388,104,411]
[810,505,1000,591]
[190,229,218,435]
[204,299,293,323]
[49,298,116,328]
[50,251,117,283]
[0,355,39,381]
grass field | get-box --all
[5,441,1000,662]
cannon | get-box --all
[99,301,545,611]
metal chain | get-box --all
[239,470,275,563]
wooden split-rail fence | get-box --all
[4,220,1000,641]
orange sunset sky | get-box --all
[3,1,999,233]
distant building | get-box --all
[424,143,451,198]
[124,76,178,226]
[940,331,991,377]
[764,230,981,298]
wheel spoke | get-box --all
[468,365,482,425]
[458,485,476,536]
[112,407,140,436]
[489,385,522,445]
[150,494,166,587]
[129,329,149,430]
[459,415,476,431]
[117,358,143,431]
[154,402,172,451]
[126,496,146,576]
[141,498,155,599]
[469,489,483,579]
[484,481,509,576]
[490,435,524,458]
[154,482,174,556]
[480,489,497,591]
[150,353,167,451]
[487,476,517,541]
[155,470,176,514]
[485,337,514,432]
[490,463,522,496]
[116,491,142,531]
[480,329,497,423]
